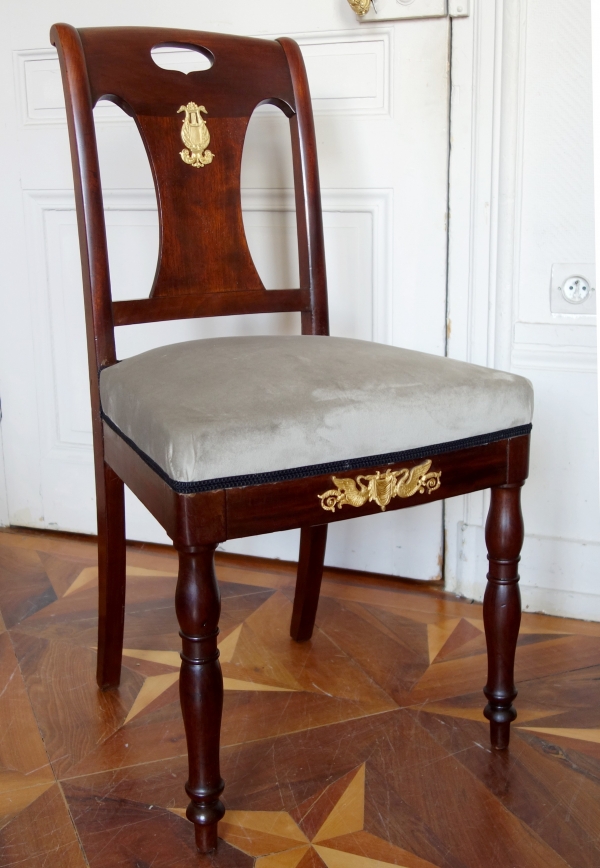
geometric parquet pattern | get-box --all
[0,528,599,866]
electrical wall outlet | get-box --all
[448,0,469,15]
[550,263,596,316]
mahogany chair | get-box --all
[51,23,533,854]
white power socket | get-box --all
[550,263,596,316]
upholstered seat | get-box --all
[100,335,533,490]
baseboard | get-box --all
[0,427,8,527]
[451,522,600,622]
[0,525,444,593]
[7,522,595,619]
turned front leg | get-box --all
[483,484,524,750]
[175,545,225,853]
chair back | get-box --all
[50,24,329,371]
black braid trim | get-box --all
[101,412,532,494]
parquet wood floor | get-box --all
[0,528,599,867]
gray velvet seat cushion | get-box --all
[99,335,533,485]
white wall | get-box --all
[0,425,8,528]
[2,0,597,620]
[446,0,600,621]
[0,0,451,582]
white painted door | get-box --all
[0,1,450,580]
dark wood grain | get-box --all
[225,439,511,539]
[50,18,531,853]
[112,289,310,326]
[0,546,56,629]
[483,484,524,749]
[291,525,328,641]
[0,784,87,868]
[96,463,126,689]
[175,545,225,852]
[3,527,600,868]
[78,27,296,303]
[50,24,116,374]
[507,433,531,483]
[279,37,329,337]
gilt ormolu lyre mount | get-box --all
[178,101,214,168]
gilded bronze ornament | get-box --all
[318,460,442,512]
[178,102,214,168]
[346,0,371,14]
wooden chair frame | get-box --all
[51,23,530,854]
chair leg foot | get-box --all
[176,544,225,852]
[483,484,524,750]
[488,718,513,751]
[193,822,218,854]
[96,463,126,690]
[291,525,328,642]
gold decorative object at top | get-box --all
[178,102,214,168]
[346,0,371,14]
[318,460,442,513]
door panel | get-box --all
[0,3,449,580]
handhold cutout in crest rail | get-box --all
[151,44,214,75]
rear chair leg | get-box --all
[176,544,225,854]
[291,525,328,641]
[483,484,524,750]
[96,462,126,690]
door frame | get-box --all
[0,425,9,527]
[445,0,527,598]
